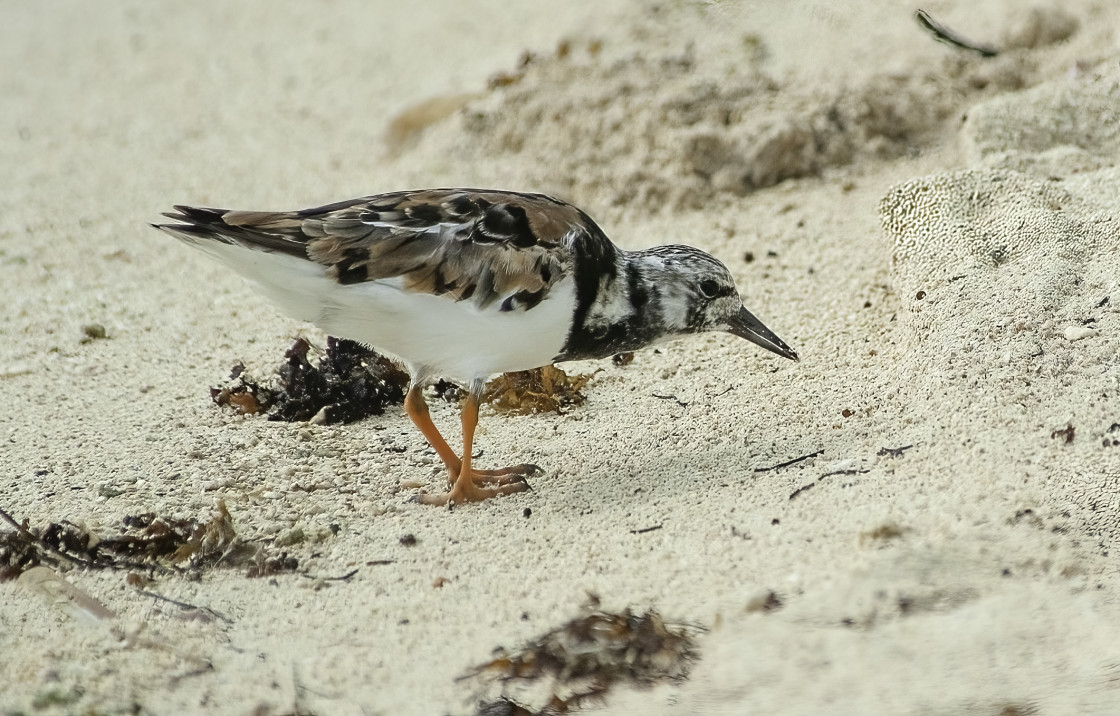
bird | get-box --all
[153,189,799,506]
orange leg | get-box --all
[404,384,537,506]
[404,385,461,472]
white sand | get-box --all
[2,1,1119,713]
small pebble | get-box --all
[81,323,107,340]
[824,458,859,473]
[1063,326,1097,341]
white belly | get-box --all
[191,242,574,382]
[318,276,575,382]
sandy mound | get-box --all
[880,56,1120,548]
[410,5,1099,214]
[963,62,1120,174]
[883,165,1118,538]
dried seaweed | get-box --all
[433,378,465,403]
[0,501,298,580]
[212,337,409,424]
[483,365,593,415]
[244,550,301,579]
[211,361,271,415]
[214,338,593,421]
[468,608,701,714]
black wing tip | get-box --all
[164,205,229,224]
[151,205,234,242]
[154,203,312,257]
[150,222,228,245]
[152,204,235,236]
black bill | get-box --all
[727,306,799,361]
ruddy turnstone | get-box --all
[154,189,798,506]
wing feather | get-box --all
[157,189,610,312]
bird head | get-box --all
[642,245,799,361]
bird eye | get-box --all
[698,279,721,298]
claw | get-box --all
[410,476,531,507]
[470,466,539,486]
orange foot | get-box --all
[411,468,535,507]
[404,383,540,507]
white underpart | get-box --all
[173,235,574,384]
[641,254,695,333]
[655,285,693,333]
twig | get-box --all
[820,468,870,478]
[754,449,823,473]
[788,483,815,500]
[877,445,916,458]
[168,661,215,687]
[629,525,663,535]
[300,568,360,582]
[138,589,233,624]
[915,9,999,57]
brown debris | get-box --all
[212,337,410,424]
[476,697,535,716]
[244,550,300,579]
[467,608,701,714]
[744,590,784,613]
[215,339,595,419]
[1050,424,1075,444]
[860,521,907,546]
[433,378,465,403]
[211,361,270,415]
[611,352,635,366]
[483,365,593,415]
[0,501,298,581]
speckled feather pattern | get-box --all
[166,190,595,313]
[155,188,797,381]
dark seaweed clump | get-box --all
[212,337,410,424]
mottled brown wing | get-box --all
[180,189,601,312]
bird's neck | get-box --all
[555,249,683,362]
